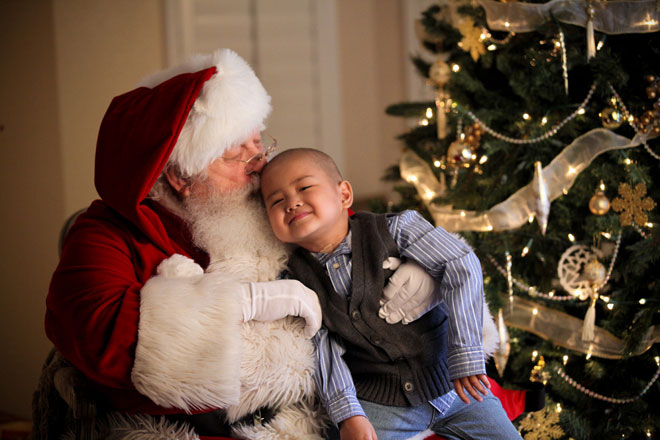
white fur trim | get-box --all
[132,256,245,412]
[139,49,272,177]
[482,303,499,360]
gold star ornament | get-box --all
[457,17,486,62]
[611,182,656,227]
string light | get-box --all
[601,232,612,239]
[479,155,488,164]
[452,64,460,73]
[532,350,538,361]
[433,159,442,168]
[562,355,569,365]
[586,352,592,360]
[577,107,586,115]
[487,44,497,51]
[419,119,429,126]
[607,303,614,310]
[522,113,531,120]
[568,233,576,242]
[521,239,533,257]
[425,107,433,118]
[624,158,633,165]
[556,403,562,413]
[639,298,647,305]
[541,116,548,125]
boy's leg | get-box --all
[358,398,435,440]
[431,392,523,440]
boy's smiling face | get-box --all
[261,152,353,253]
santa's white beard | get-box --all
[184,181,290,282]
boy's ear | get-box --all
[164,167,191,198]
[339,180,353,209]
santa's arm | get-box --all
[47,217,245,413]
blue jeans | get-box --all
[357,392,522,440]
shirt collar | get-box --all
[312,230,352,264]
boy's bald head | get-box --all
[263,148,343,183]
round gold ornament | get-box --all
[446,141,473,167]
[599,107,623,129]
[589,191,610,215]
[583,258,606,285]
[429,60,451,87]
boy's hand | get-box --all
[453,374,490,404]
[339,415,378,440]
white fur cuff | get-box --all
[132,258,244,412]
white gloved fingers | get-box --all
[382,257,402,271]
[301,296,322,338]
[380,260,437,325]
[241,279,322,338]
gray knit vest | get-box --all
[287,211,452,407]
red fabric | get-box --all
[45,67,216,414]
[487,377,526,421]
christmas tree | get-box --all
[379,1,660,438]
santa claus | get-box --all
[38,49,443,439]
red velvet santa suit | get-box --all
[46,67,225,415]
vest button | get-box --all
[403,381,414,392]
[371,335,382,345]
[332,262,341,269]
[351,310,361,321]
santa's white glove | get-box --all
[379,258,441,325]
[241,280,322,339]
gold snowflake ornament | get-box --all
[611,182,656,227]
[519,407,565,440]
[457,17,486,61]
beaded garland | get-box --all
[555,364,660,404]
[454,82,597,145]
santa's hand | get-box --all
[241,279,322,338]
[379,259,440,324]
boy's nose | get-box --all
[286,201,302,212]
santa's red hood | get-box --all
[94,67,216,231]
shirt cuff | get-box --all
[326,392,367,425]
[447,346,486,380]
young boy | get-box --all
[260,148,521,440]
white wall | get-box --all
[0,0,407,420]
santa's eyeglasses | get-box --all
[220,132,277,175]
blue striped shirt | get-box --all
[310,210,485,425]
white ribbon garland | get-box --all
[478,0,660,35]
[401,129,653,232]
